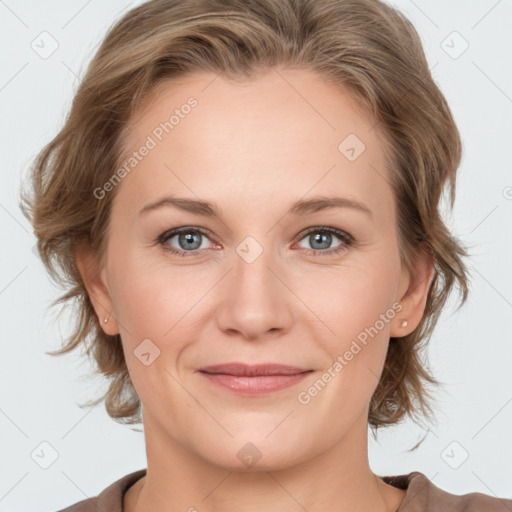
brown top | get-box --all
[56,469,512,511]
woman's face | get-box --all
[79,68,432,471]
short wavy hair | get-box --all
[20,0,470,434]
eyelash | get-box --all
[156,226,354,258]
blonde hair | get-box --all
[20,0,470,433]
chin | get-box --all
[194,435,311,473]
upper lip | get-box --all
[198,363,311,376]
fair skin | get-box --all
[77,67,433,512]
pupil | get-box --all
[312,232,330,249]
[181,232,200,250]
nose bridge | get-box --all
[233,233,281,303]
[215,233,293,339]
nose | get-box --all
[214,240,294,341]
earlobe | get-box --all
[391,243,435,338]
[75,244,119,336]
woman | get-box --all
[20,0,511,510]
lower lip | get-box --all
[199,371,311,395]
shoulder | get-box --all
[383,471,512,511]
[55,469,147,512]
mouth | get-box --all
[199,363,311,376]
[197,363,313,395]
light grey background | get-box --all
[1,0,511,510]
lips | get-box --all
[198,363,313,395]
[198,363,310,376]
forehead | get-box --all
[115,68,394,223]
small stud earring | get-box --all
[400,320,408,328]
[104,314,110,324]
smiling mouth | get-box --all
[198,363,313,395]
[198,362,311,376]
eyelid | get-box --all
[157,225,354,257]
[292,226,354,255]
[158,225,213,243]
[157,226,218,253]
[296,226,353,244]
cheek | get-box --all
[107,259,202,404]
[299,274,397,412]
[300,264,398,339]
[108,247,211,345]
[296,265,398,402]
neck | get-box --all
[125,410,405,512]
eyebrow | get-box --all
[138,195,373,219]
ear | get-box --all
[75,243,119,336]
[390,242,435,338]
